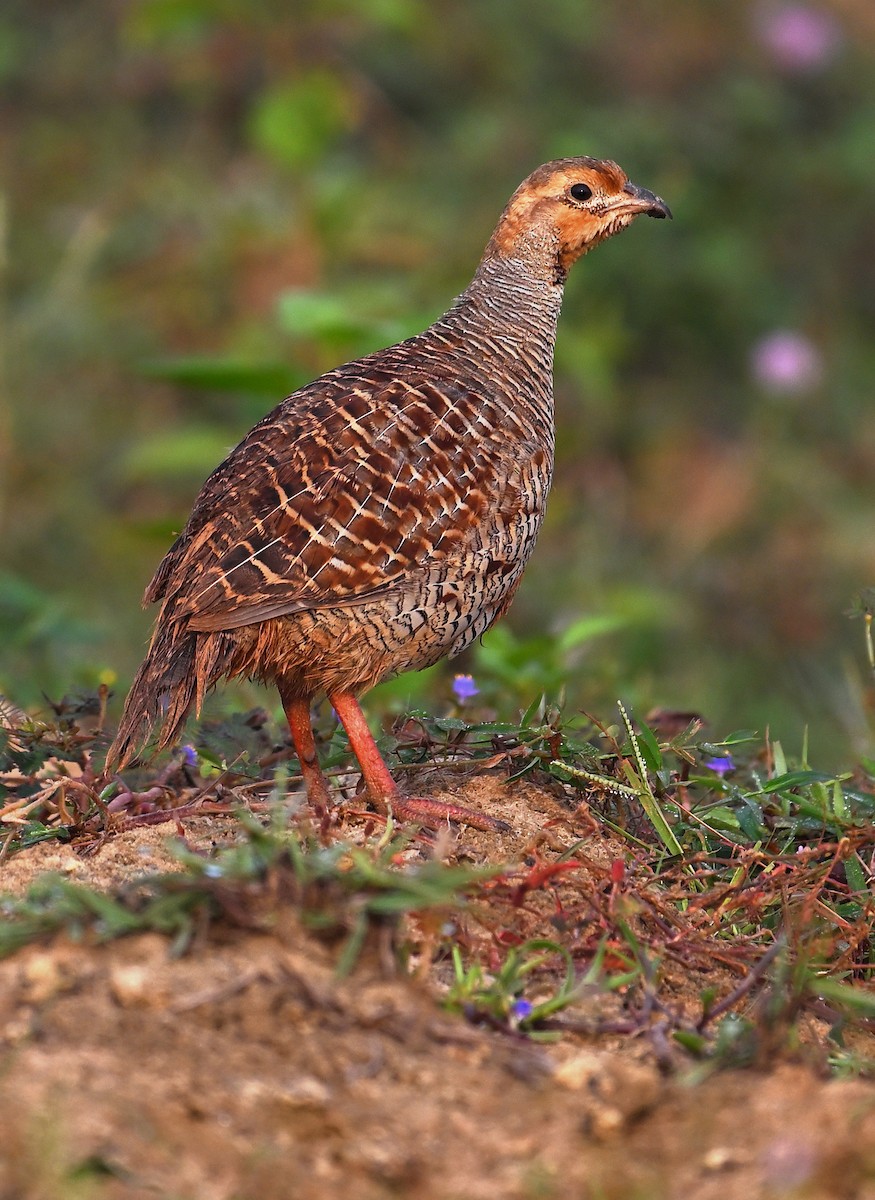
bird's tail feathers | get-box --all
[105,619,231,773]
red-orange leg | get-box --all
[283,696,332,816]
[329,690,510,833]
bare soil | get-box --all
[2,774,875,1200]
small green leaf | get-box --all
[703,806,741,831]
[860,757,875,779]
[431,717,469,733]
[843,855,869,897]
[118,426,233,482]
[737,806,765,841]
[673,1029,708,1055]
[249,71,353,169]
[140,356,303,395]
[276,289,373,340]
[759,770,838,794]
[556,613,626,653]
[700,731,758,751]
[633,718,663,773]
[832,780,849,821]
[811,978,875,1017]
[19,822,71,848]
[771,741,788,777]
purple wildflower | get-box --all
[754,4,842,73]
[181,744,198,768]
[705,755,735,778]
[452,674,479,703]
[510,998,534,1021]
[750,331,823,395]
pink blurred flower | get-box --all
[755,4,843,72]
[762,1136,816,1190]
[750,330,823,394]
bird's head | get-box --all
[486,157,671,283]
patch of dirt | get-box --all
[2,773,875,1200]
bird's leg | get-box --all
[329,690,510,833]
[282,696,332,817]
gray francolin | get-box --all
[106,157,670,829]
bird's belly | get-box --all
[374,458,551,672]
[240,511,545,698]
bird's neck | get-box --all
[434,251,565,378]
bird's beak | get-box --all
[609,181,672,220]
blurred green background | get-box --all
[3,0,875,763]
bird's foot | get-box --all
[378,792,512,835]
[327,691,512,834]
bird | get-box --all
[106,157,671,830]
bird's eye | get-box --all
[569,182,593,202]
